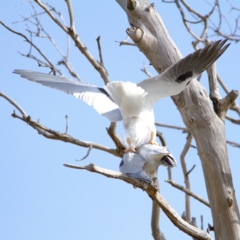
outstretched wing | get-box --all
[13,70,122,122]
[138,39,230,109]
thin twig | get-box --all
[34,0,69,33]
[226,140,240,148]
[226,116,240,125]
[206,39,221,101]
[65,115,68,134]
[156,122,240,148]
[11,111,120,157]
[34,0,110,84]
[187,164,196,176]
[65,0,75,31]
[96,36,108,78]
[165,179,210,208]
[155,122,188,132]
[115,36,136,46]
[156,131,167,146]
[0,92,27,117]
[191,217,198,240]
[0,21,56,73]
[19,3,81,80]
[76,146,93,161]
[96,36,103,66]
[141,63,152,77]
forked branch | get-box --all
[64,162,212,240]
[0,21,57,74]
[0,91,120,157]
[180,133,193,223]
[166,179,210,208]
[34,0,110,84]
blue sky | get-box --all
[0,1,239,239]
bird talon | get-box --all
[124,146,136,153]
[148,141,158,145]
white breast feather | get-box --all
[123,110,155,148]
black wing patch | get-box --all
[161,155,175,167]
[97,87,114,102]
[119,160,124,167]
[176,71,193,83]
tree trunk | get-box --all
[117,0,240,239]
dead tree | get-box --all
[1,0,240,239]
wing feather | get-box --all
[13,70,122,122]
[107,81,147,117]
[138,39,230,108]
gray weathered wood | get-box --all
[117,0,240,239]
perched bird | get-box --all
[119,144,176,183]
[13,39,229,152]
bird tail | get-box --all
[106,81,147,117]
[160,154,177,167]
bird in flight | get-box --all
[14,39,229,152]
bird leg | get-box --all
[147,131,158,145]
[124,137,136,153]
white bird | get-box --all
[119,144,176,183]
[13,39,229,152]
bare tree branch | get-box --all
[217,74,240,116]
[141,63,152,77]
[152,132,167,240]
[165,0,240,43]
[34,0,69,33]
[1,91,119,157]
[65,0,75,31]
[64,162,212,240]
[187,164,196,176]
[34,0,110,84]
[151,177,166,240]
[0,21,57,74]
[180,133,193,223]
[0,92,27,117]
[226,140,240,148]
[191,217,198,240]
[13,112,120,157]
[213,90,238,121]
[65,115,68,134]
[201,215,204,230]
[156,122,240,148]
[226,116,240,125]
[155,122,188,133]
[156,131,167,146]
[106,122,125,157]
[206,41,221,101]
[115,36,136,46]
[206,45,239,121]
[96,36,106,69]
[76,146,93,161]
[20,2,80,80]
[165,179,210,208]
